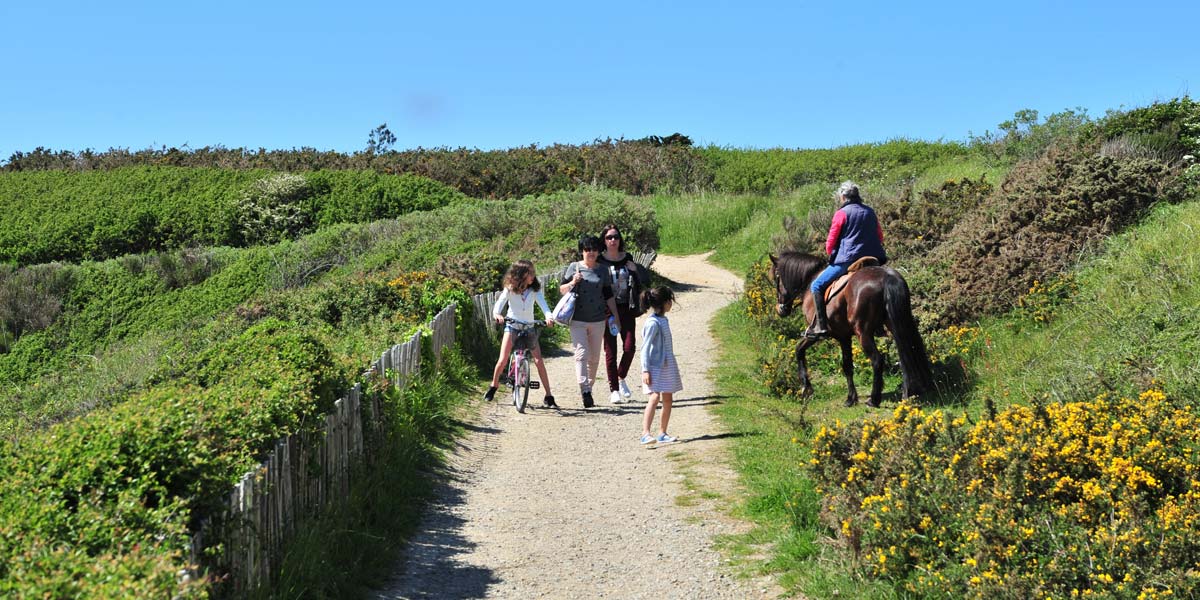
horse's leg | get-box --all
[839,338,858,407]
[794,336,818,397]
[860,332,886,408]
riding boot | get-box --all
[804,291,831,339]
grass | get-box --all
[966,198,1200,407]
[707,303,898,598]
[649,185,830,271]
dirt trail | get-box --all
[374,254,779,599]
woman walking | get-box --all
[560,235,622,408]
[598,224,649,404]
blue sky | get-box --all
[1,0,1196,160]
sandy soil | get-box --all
[373,253,781,599]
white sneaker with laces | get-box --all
[618,378,632,398]
[610,390,627,404]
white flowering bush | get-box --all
[237,173,314,245]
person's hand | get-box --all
[544,318,555,328]
[572,272,583,285]
[494,315,505,325]
[642,371,651,386]
[625,260,637,272]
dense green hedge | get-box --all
[0,167,466,266]
[0,318,340,598]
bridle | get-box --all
[774,268,797,317]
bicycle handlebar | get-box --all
[504,317,548,327]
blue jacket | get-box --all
[640,314,670,372]
[828,201,887,266]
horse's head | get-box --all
[770,252,819,318]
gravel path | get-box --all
[374,254,780,599]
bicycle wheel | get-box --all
[513,355,530,413]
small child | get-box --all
[639,286,681,444]
[484,260,558,408]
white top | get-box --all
[492,287,553,323]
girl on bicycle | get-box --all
[639,286,681,445]
[484,260,558,408]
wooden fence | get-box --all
[194,303,457,596]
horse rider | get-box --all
[805,181,888,339]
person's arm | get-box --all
[492,289,510,324]
[627,255,650,284]
[825,209,847,256]
[601,276,620,333]
[559,263,580,296]
[877,222,884,243]
[535,289,554,324]
[640,320,660,373]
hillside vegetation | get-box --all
[656,97,1200,598]
[0,167,467,266]
[0,96,1196,598]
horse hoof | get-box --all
[866,398,881,408]
[844,397,858,408]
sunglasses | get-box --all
[605,235,621,240]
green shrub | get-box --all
[0,167,466,266]
[875,175,994,260]
[931,150,1183,325]
[237,172,313,245]
[0,318,340,598]
[1098,96,1200,156]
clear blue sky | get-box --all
[1,0,1196,160]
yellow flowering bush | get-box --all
[811,388,1200,598]
[1015,275,1078,327]
[744,258,777,322]
[925,325,987,366]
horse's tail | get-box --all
[882,269,934,398]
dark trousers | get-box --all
[603,302,637,391]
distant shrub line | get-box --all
[0,167,466,267]
[1,137,978,202]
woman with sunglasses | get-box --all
[597,224,649,404]
[560,235,622,408]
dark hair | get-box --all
[578,235,604,254]
[503,259,540,292]
[639,285,675,314]
[600,224,625,252]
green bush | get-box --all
[931,150,1183,325]
[0,167,466,266]
[0,318,340,598]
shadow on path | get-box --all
[375,465,500,599]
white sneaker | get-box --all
[610,390,627,404]
[618,378,632,398]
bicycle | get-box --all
[503,317,546,413]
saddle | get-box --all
[823,257,881,302]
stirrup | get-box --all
[803,327,828,340]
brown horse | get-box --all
[769,252,933,407]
